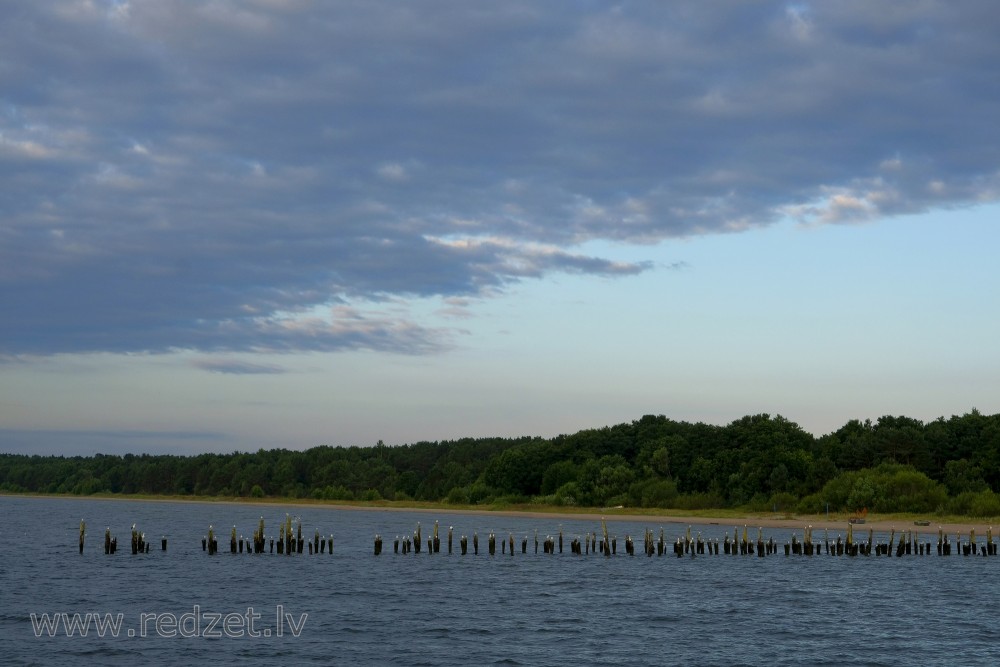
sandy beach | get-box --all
[8,493,992,537]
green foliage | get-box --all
[820,463,946,513]
[445,486,470,504]
[627,478,678,508]
[1,409,998,517]
[947,489,1000,518]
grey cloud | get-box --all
[0,428,228,456]
[192,358,287,375]
[1,1,997,355]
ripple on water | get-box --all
[5,497,1000,666]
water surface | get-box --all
[2,496,998,666]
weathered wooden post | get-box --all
[79,520,85,554]
[254,517,264,554]
[448,526,453,554]
[559,529,563,554]
[473,531,479,555]
[107,527,113,555]
[374,534,382,555]
[433,521,440,553]
[488,531,496,556]
[460,535,468,555]
[522,535,527,554]
[414,522,422,554]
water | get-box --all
[2,496,999,666]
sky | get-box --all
[2,0,999,456]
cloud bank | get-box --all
[2,1,997,355]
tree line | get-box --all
[2,410,1000,517]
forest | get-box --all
[3,410,1000,517]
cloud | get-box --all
[2,1,997,355]
[192,358,288,374]
[0,428,228,456]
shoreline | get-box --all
[3,492,994,536]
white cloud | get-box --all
[376,162,409,182]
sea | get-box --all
[1,495,999,666]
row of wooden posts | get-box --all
[201,515,334,555]
[78,518,999,558]
[78,520,167,554]
[381,521,1000,558]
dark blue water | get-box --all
[2,496,999,666]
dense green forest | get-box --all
[3,410,1000,517]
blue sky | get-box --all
[1,1,998,455]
